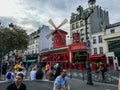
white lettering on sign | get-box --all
[70,45,86,50]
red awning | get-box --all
[41,60,68,63]
[89,54,105,59]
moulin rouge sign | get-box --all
[69,42,87,51]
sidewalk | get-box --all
[0,78,118,90]
[69,78,118,90]
[67,69,119,85]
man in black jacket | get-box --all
[6,73,26,90]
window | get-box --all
[94,48,97,54]
[110,29,115,33]
[87,27,89,34]
[80,21,84,26]
[99,47,103,54]
[35,50,38,53]
[32,50,34,54]
[98,35,102,43]
[80,29,84,36]
[72,24,75,29]
[93,37,96,44]
[76,22,79,28]
[36,45,38,48]
[81,38,84,42]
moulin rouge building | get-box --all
[39,5,112,70]
[39,19,88,70]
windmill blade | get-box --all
[48,19,56,29]
[57,18,68,29]
[45,33,52,39]
[57,30,65,40]
[45,30,55,39]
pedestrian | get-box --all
[14,62,22,75]
[118,73,120,90]
[6,73,26,90]
[36,68,44,79]
[54,63,62,79]
[53,69,69,90]
[17,68,25,77]
[30,67,37,80]
[46,67,55,81]
[45,63,50,74]
[99,62,107,81]
[5,68,14,82]
[1,60,8,80]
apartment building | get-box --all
[103,22,120,70]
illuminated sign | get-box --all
[69,43,87,51]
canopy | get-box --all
[26,59,37,62]
[89,54,105,59]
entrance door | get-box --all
[108,57,114,70]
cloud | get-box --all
[0,0,120,34]
[0,16,17,27]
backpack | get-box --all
[100,65,107,72]
[103,66,107,72]
[7,72,12,79]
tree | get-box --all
[0,23,29,57]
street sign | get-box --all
[87,40,91,54]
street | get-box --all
[0,78,118,90]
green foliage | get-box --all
[0,25,29,56]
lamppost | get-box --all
[82,0,96,85]
[0,22,2,80]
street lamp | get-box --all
[82,0,96,85]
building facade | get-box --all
[39,25,53,51]
[24,25,53,63]
[70,5,109,43]
[91,32,105,55]
[103,22,120,70]
[69,5,109,70]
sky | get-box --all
[0,0,119,34]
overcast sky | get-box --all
[0,0,119,34]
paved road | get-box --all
[0,78,118,90]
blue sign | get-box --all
[87,40,91,48]
[87,40,91,54]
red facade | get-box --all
[40,52,69,63]
[72,32,80,43]
[69,42,87,51]
[53,29,67,48]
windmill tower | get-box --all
[46,19,68,48]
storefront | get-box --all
[25,54,38,63]
[40,47,68,62]
[89,54,106,70]
[40,42,87,70]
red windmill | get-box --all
[46,19,68,48]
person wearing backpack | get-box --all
[5,68,14,82]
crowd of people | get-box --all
[0,60,70,90]
[2,59,120,90]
